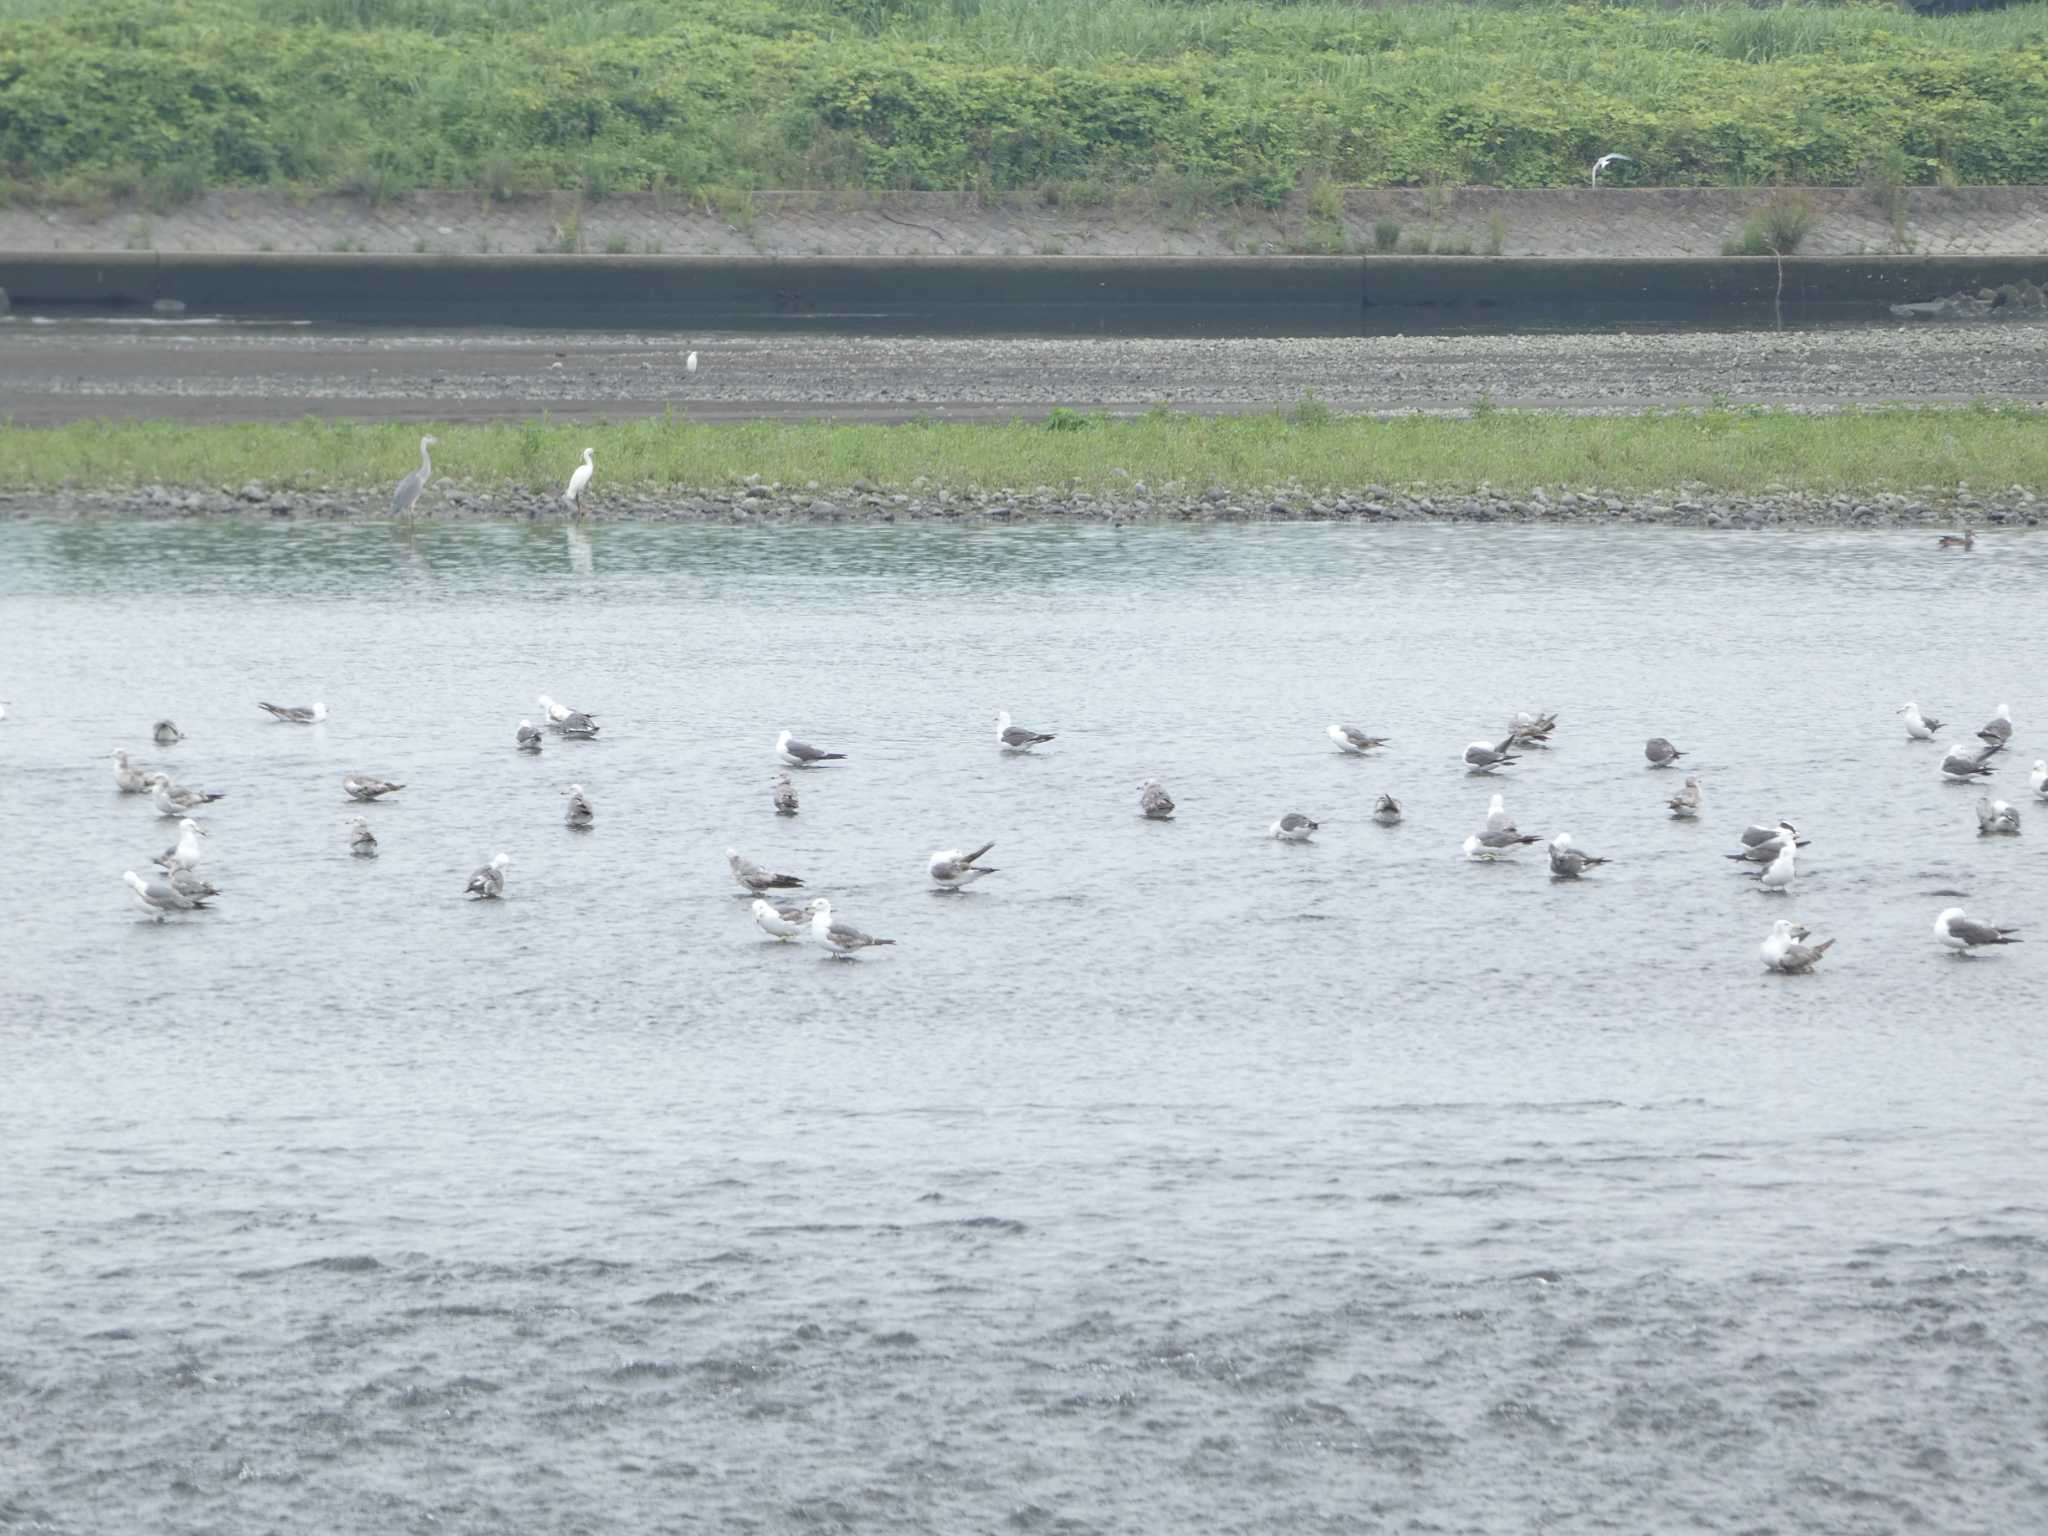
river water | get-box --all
[4,518,2044,1533]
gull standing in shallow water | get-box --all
[1750,842,1797,893]
[1547,833,1609,879]
[996,711,1055,752]
[1976,704,2014,750]
[1761,919,1834,974]
[537,696,599,737]
[2032,760,2048,799]
[564,784,594,828]
[1509,711,1557,749]
[259,701,326,724]
[1373,794,1402,825]
[1934,907,2021,954]
[343,774,404,802]
[1976,797,2021,835]
[928,843,996,890]
[1463,737,1520,773]
[1269,813,1320,843]
[773,774,800,815]
[1327,724,1389,755]
[124,870,196,920]
[516,720,545,753]
[776,729,845,767]
[149,775,224,816]
[1667,776,1702,818]
[465,853,511,899]
[1139,780,1175,819]
[347,816,378,856]
[750,898,809,940]
[807,898,895,958]
[391,434,437,517]
[1941,742,1998,781]
[154,818,207,873]
[1897,702,1944,741]
[153,719,184,745]
[1644,737,1684,768]
[727,848,803,894]
[1727,823,1801,864]
[112,750,151,794]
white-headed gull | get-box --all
[465,853,511,899]
[1934,906,2021,954]
[928,843,996,890]
[808,897,895,957]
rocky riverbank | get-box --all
[7,479,2037,530]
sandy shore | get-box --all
[2,321,2047,426]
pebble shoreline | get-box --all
[6,480,2039,529]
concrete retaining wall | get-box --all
[3,252,2045,334]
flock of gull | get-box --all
[91,685,2038,967]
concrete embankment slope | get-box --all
[6,252,2048,333]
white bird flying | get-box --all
[776,729,845,767]
[1591,153,1635,187]
[928,842,996,890]
[996,711,1055,752]
[1897,702,1944,741]
[750,898,809,940]
[1269,813,1320,843]
[1934,906,2021,954]
[1976,796,2021,835]
[465,853,511,899]
[807,897,895,958]
[1327,724,1389,755]
[258,701,326,724]
[563,448,594,513]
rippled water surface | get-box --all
[5,518,2045,1534]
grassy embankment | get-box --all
[3,407,2044,497]
[1,0,2046,214]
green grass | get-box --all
[3,405,2041,499]
[1,0,2046,208]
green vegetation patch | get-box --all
[4,404,2043,498]
[2,0,2047,206]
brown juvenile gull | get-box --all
[1327,724,1389,755]
[1269,813,1320,843]
[465,853,511,899]
[1139,780,1176,820]
[1644,737,1685,768]
[727,848,804,893]
[1975,797,2021,835]
[1547,833,1610,879]
[807,898,896,958]
[750,898,810,940]
[776,729,845,767]
[153,719,185,745]
[564,784,594,828]
[148,774,224,816]
[1373,794,1403,825]
[1761,919,1834,974]
[928,842,996,890]
[343,774,404,802]
[347,816,378,857]
[773,774,800,815]
[112,749,151,794]
[1463,737,1519,773]
[124,869,197,921]
[1667,776,1703,818]
[1941,742,1998,782]
[258,701,326,724]
[1934,907,2020,954]
[997,711,1055,753]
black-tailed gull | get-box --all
[1269,813,1320,843]
[728,848,803,893]
[1897,702,1944,740]
[1934,907,2020,954]
[997,711,1055,753]
[1547,833,1610,879]
[1463,737,1519,773]
[1761,919,1834,973]
[807,897,895,957]
[1644,737,1684,768]
[928,842,996,890]
[1941,742,1998,781]
[124,869,197,920]
[148,774,224,816]
[1327,724,1389,755]
[750,898,810,940]
[777,729,845,767]
[465,853,511,899]
[343,774,405,802]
